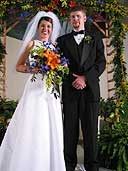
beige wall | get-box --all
[6,36,29,100]
[99,38,108,99]
[5,34,128,100]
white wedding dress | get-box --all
[0,40,66,171]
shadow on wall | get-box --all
[7,20,28,40]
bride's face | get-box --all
[38,20,53,41]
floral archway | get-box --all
[1,0,128,114]
[0,1,128,170]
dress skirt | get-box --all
[0,74,66,171]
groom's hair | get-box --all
[69,6,87,15]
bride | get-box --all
[0,11,66,171]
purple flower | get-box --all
[41,64,50,72]
[43,41,52,49]
[53,49,59,53]
[60,57,69,65]
[33,55,39,59]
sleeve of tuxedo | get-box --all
[56,37,64,51]
[57,37,75,83]
[95,36,106,76]
[83,35,106,85]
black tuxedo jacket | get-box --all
[57,31,106,102]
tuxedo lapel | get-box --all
[80,35,94,67]
[66,34,80,63]
[64,32,94,66]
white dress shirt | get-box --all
[73,29,85,45]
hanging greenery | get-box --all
[103,0,128,122]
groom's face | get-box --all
[70,10,86,31]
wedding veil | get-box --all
[18,11,61,58]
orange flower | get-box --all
[43,50,60,70]
[43,49,51,58]
[48,58,60,70]
[69,1,77,8]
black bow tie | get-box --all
[72,30,85,36]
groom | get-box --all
[57,6,106,171]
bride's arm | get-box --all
[16,41,34,73]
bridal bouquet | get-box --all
[30,41,69,93]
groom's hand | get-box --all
[72,74,86,90]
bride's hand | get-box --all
[30,67,40,73]
[17,66,39,73]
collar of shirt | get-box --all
[73,28,85,44]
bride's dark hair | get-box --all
[38,16,53,27]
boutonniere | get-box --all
[84,35,92,44]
